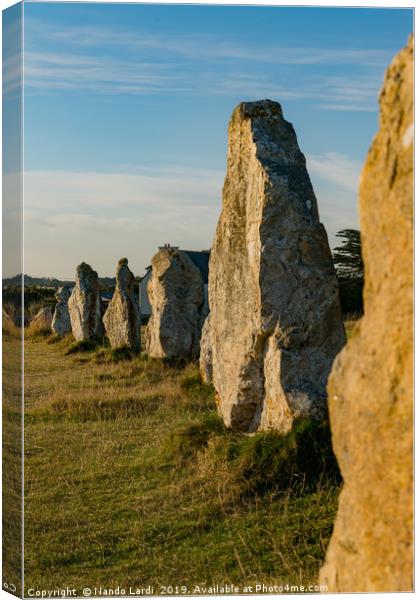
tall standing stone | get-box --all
[207,100,345,433]
[103,258,141,350]
[320,37,413,593]
[145,248,205,359]
[51,286,72,336]
[68,262,104,342]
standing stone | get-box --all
[320,37,413,593]
[68,262,104,342]
[207,99,345,433]
[145,248,205,359]
[30,307,53,331]
[51,286,72,336]
[199,314,213,383]
[103,258,141,350]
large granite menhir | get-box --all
[206,99,345,433]
[68,262,104,342]
[52,286,72,336]
[103,258,141,351]
[320,36,413,592]
[146,248,205,359]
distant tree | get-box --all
[332,229,364,280]
[332,229,364,317]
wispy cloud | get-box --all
[35,22,389,67]
[23,166,223,277]
[306,152,361,241]
[23,18,386,111]
[25,51,189,95]
[24,48,382,113]
[307,152,362,193]
[22,158,360,277]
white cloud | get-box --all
[21,157,360,278]
[306,152,361,244]
[23,19,387,111]
[306,152,362,193]
[27,22,389,67]
[23,167,223,278]
[23,49,382,112]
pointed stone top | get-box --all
[115,257,135,290]
[237,99,283,121]
[75,262,99,288]
[77,262,96,275]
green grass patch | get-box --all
[22,336,341,592]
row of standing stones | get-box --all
[39,36,412,592]
[48,257,141,351]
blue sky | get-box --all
[14,3,414,277]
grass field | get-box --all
[18,333,342,594]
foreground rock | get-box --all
[103,258,141,350]
[320,37,413,592]
[51,286,72,336]
[30,307,53,332]
[207,99,345,432]
[68,262,104,342]
[146,248,205,359]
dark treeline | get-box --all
[332,229,364,318]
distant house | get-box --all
[139,246,210,322]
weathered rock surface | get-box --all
[199,314,213,383]
[145,248,205,359]
[68,262,104,341]
[103,258,141,350]
[30,307,53,331]
[320,37,413,592]
[207,99,345,433]
[51,286,72,336]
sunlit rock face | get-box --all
[199,314,212,383]
[52,286,72,337]
[320,37,413,592]
[145,248,205,360]
[103,258,141,351]
[68,262,104,342]
[207,99,345,433]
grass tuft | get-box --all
[94,345,138,364]
[64,339,99,355]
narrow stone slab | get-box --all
[103,258,141,350]
[51,286,72,336]
[199,314,212,383]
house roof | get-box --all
[140,249,210,285]
[183,250,210,284]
